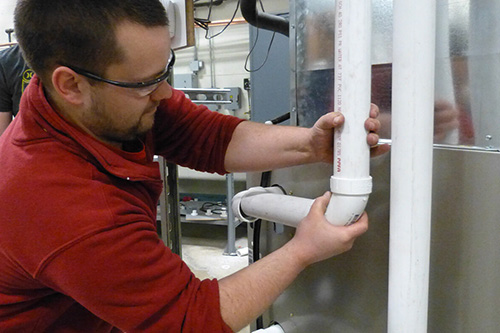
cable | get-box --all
[252,170,271,330]
[199,201,226,215]
[194,17,210,30]
[244,1,276,72]
[205,0,241,39]
[244,29,276,73]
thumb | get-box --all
[315,112,344,131]
[345,212,369,238]
[308,191,332,217]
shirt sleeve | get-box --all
[152,88,245,175]
[37,222,234,332]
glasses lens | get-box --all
[138,50,174,97]
[136,83,161,97]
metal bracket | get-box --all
[178,87,241,110]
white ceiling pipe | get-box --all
[232,0,371,227]
[388,1,436,332]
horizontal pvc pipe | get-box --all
[252,324,285,333]
[388,1,436,332]
[232,187,311,228]
[232,186,371,227]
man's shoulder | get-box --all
[0,45,22,63]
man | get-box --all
[0,0,385,332]
[0,44,33,134]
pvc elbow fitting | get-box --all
[327,175,372,226]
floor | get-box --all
[181,222,251,333]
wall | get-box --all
[173,0,288,185]
[174,0,289,121]
[0,1,16,44]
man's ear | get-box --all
[51,67,90,106]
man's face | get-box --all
[80,21,173,146]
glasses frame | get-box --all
[65,49,175,96]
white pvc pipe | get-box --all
[232,0,371,227]
[233,186,312,228]
[252,324,285,333]
[388,1,435,332]
[327,0,372,225]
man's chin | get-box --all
[138,116,155,135]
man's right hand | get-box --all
[290,191,369,267]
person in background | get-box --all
[0,43,33,135]
[0,0,387,332]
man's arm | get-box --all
[224,105,387,173]
[0,112,12,135]
[218,192,368,331]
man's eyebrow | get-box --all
[135,65,167,82]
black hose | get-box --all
[252,170,270,330]
[269,112,290,125]
[193,0,223,7]
[252,112,290,329]
[240,0,289,37]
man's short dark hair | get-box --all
[14,0,169,83]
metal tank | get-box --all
[248,0,500,331]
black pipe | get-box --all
[269,112,290,125]
[194,0,224,7]
[252,112,291,329]
[240,0,289,37]
[252,170,270,330]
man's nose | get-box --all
[151,80,172,101]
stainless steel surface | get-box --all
[292,0,393,128]
[292,0,500,150]
[429,149,500,333]
[468,1,500,149]
[251,0,500,331]
[256,149,500,332]
[292,0,335,128]
[255,159,389,333]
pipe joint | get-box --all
[330,176,372,195]
[325,193,370,226]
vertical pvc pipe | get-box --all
[326,0,372,226]
[233,0,372,227]
[388,1,436,332]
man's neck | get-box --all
[45,88,125,150]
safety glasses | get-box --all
[65,49,175,97]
